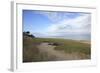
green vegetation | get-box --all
[54,41,90,59]
[35,38,90,58]
[23,37,60,62]
[23,37,41,62]
[23,37,91,62]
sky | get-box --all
[23,10,91,40]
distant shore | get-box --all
[77,40,91,44]
[37,37,91,44]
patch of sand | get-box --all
[38,43,83,60]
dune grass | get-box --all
[35,38,91,58]
[23,37,42,62]
[23,37,91,62]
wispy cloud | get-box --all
[33,11,82,23]
[29,10,91,39]
[46,13,91,36]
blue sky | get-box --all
[23,10,52,33]
[23,10,91,40]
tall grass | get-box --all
[23,37,60,62]
[23,37,91,62]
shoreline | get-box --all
[36,37,91,44]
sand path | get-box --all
[38,43,81,60]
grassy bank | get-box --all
[23,37,91,62]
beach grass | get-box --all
[23,37,91,62]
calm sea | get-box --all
[44,34,91,41]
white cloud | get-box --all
[46,13,91,36]
[33,11,61,22]
[33,11,81,23]
[32,11,91,38]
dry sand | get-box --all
[38,43,83,61]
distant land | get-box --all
[33,33,91,41]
